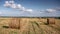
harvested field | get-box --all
[0,17,60,34]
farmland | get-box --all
[0,17,60,34]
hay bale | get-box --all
[20,18,28,29]
[9,18,20,29]
[47,18,55,24]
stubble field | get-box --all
[0,17,60,34]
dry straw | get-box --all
[47,18,55,24]
[9,18,20,29]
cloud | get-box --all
[4,0,33,13]
[4,1,11,7]
[26,9,33,12]
[54,7,60,11]
[4,1,59,14]
[21,7,25,11]
[46,9,56,13]
[0,12,2,14]
[10,4,17,8]
[9,0,14,4]
[17,4,22,9]
[39,8,60,13]
[46,7,60,13]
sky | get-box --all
[0,0,60,17]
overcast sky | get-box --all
[0,0,60,17]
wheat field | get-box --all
[0,17,60,34]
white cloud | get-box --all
[38,8,58,13]
[55,7,60,11]
[46,9,56,12]
[4,0,33,13]
[5,1,9,4]
[21,7,25,11]
[0,12,2,14]
[26,9,33,12]
[17,4,22,9]
[10,4,17,8]
[9,0,14,4]
[4,1,11,7]
[39,12,43,13]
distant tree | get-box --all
[58,17,60,19]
